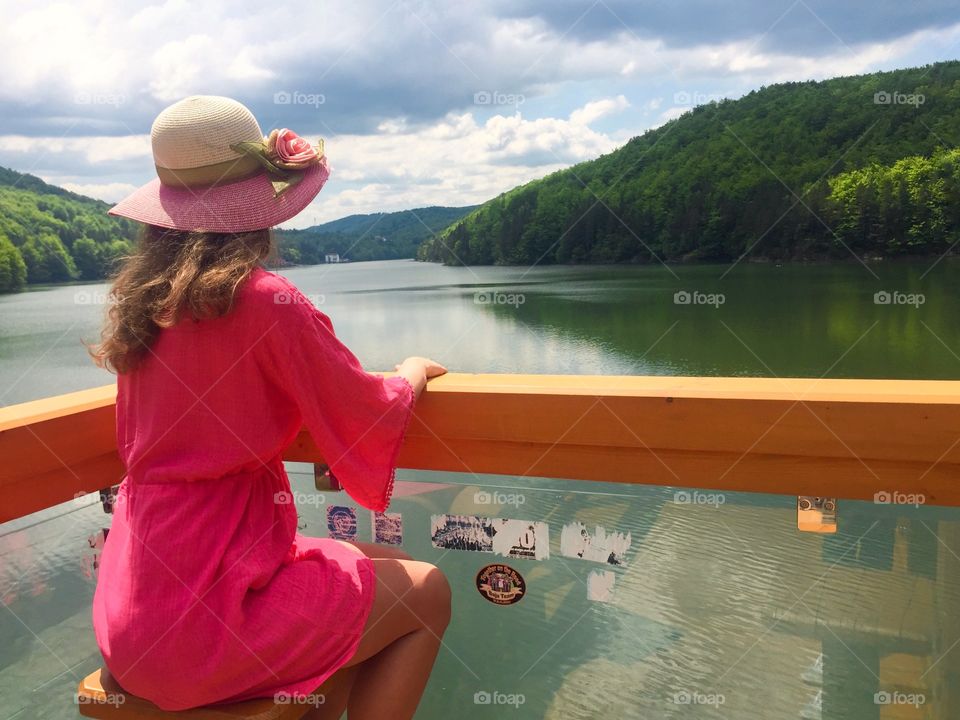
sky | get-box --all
[1,0,959,228]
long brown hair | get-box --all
[91,224,274,374]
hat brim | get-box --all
[108,157,330,233]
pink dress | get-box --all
[92,267,415,711]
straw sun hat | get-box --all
[109,95,329,233]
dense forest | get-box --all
[0,168,139,292]
[274,205,475,264]
[419,61,960,265]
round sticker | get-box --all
[476,563,526,605]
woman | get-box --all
[91,95,450,720]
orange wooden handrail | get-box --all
[2,374,960,522]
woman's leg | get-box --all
[349,558,451,719]
[305,550,450,720]
[301,666,357,720]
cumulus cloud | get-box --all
[58,181,140,203]
[286,99,631,226]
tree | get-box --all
[20,233,78,283]
[0,234,27,292]
[72,236,101,280]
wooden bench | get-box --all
[76,668,316,719]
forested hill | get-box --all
[0,167,138,292]
[274,205,476,264]
[418,61,960,266]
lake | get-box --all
[2,258,959,719]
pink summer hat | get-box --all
[109,95,330,233]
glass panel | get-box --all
[3,467,958,719]
[287,465,960,720]
[0,496,110,719]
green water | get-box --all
[1,259,959,719]
[1,258,958,406]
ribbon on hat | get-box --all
[230,131,325,197]
[154,130,324,197]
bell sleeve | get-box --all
[276,305,416,512]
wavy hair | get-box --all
[90,224,274,374]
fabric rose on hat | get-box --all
[265,129,320,169]
[231,128,325,197]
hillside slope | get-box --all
[275,205,476,263]
[0,167,137,291]
[419,61,960,265]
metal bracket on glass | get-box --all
[797,496,838,533]
[314,463,342,492]
[99,486,119,514]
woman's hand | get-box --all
[394,356,447,397]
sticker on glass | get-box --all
[81,528,109,582]
[374,512,403,545]
[476,563,526,605]
[491,519,549,560]
[560,522,631,565]
[327,506,358,541]
[586,570,615,602]
[431,514,495,552]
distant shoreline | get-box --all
[4,252,952,296]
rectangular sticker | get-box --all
[431,514,495,552]
[374,512,403,545]
[560,522,631,565]
[327,506,358,541]
[491,519,550,561]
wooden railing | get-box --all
[2,374,960,522]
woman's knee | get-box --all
[420,565,452,632]
[369,559,451,635]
